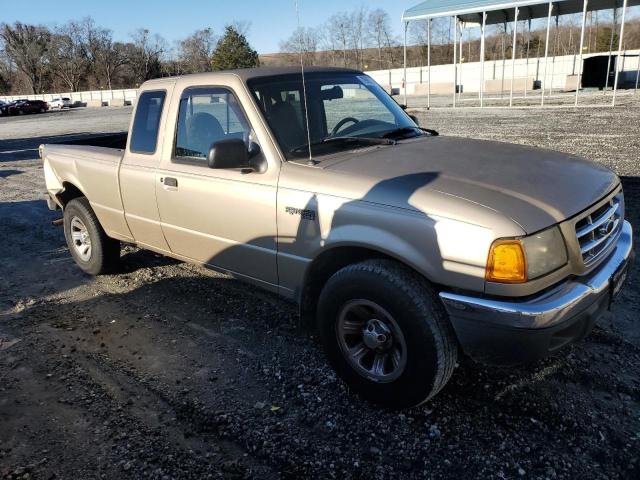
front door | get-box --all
[155,85,279,286]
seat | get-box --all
[268,100,306,152]
[186,112,226,157]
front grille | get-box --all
[575,194,623,266]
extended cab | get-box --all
[42,67,633,407]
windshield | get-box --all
[248,72,420,160]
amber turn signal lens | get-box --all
[486,240,527,283]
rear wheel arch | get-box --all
[57,182,86,208]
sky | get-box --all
[0,0,412,54]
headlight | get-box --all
[521,227,567,279]
[486,226,567,283]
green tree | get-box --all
[596,26,618,53]
[211,26,259,70]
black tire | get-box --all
[317,259,458,408]
[63,197,120,275]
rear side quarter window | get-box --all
[130,90,166,154]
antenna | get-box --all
[295,0,315,165]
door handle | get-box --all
[162,177,178,188]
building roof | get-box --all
[402,0,640,25]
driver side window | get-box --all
[174,87,251,164]
[322,83,394,133]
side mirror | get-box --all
[207,138,264,173]
[207,138,250,170]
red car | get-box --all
[7,99,49,115]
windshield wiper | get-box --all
[289,135,395,155]
[379,127,439,139]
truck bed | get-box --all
[60,132,128,150]
[43,139,127,239]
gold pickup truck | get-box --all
[41,67,633,407]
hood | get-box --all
[319,136,619,234]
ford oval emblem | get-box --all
[598,219,615,236]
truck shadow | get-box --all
[119,247,182,274]
[0,169,22,178]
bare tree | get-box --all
[178,28,217,73]
[349,7,367,69]
[367,9,396,69]
[0,37,14,93]
[0,49,12,93]
[48,20,90,92]
[327,13,351,67]
[279,27,319,64]
[84,20,128,90]
[0,22,50,93]
[127,29,166,85]
[317,25,339,66]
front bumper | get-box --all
[440,220,634,365]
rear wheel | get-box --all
[317,259,458,408]
[63,197,120,275]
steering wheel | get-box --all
[331,117,359,136]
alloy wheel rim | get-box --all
[70,216,92,261]
[336,299,407,383]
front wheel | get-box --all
[317,259,458,408]
[63,197,120,275]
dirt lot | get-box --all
[1,104,639,480]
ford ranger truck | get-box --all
[41,67,633,408]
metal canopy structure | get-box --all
[400,0,638,108]
[403,0,640,24]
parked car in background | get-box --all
[8,99,49,115]
[49,97,72,109]
[0,100,7,116]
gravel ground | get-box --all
[1,104,639,480]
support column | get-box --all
[635,54,639,94]
[525,18,531,98]
[501,21,507,98]
[403,21,408,106]
[453,16,458,108]
[427,18,431,108]
[480,12,487,107]
[604,8,616,92]
[459,21,463,103]
[541,2,553,106]
[612,0,628,106]
[549,13,559,100]
[575,0,589,106]
[510,7,519,107]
